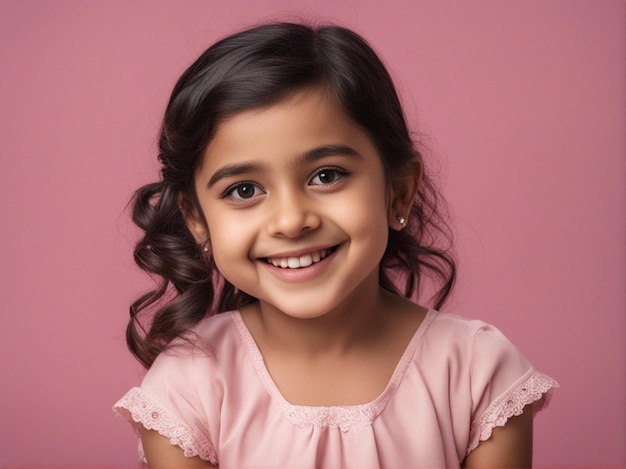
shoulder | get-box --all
[426,310,495,334]
[186,309,240,349]
[420,311,532,380]
[421,312,558,457]
[141,310,242,396]
[112,312,241,466]
[421,311,507,351]
[413,311,546,426]
[155,310,239,363]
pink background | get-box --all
[1,0,624,467]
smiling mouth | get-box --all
[265,247,337,269]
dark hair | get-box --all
[127,22,456,368]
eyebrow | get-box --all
[207,145,362,188]
[296,145,362,165]
[207,162,263,188]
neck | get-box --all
[247,279,391,357]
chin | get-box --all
[259,298,342,321]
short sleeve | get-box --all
[113,344,218,464]
[466,324,559,455]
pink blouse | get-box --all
[114,310,558,467]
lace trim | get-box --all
[231,309,438,432]
[467,368,559,455]
[282,399,386,432]
[113,387,218,464]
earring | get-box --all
[397,215,406,226]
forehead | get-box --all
[199,88,380,170]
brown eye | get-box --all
[235,183,255,199]
[318,171,337,184]
[310,168,347,186]
[225,182,264,202]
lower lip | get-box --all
[261,247,339,283]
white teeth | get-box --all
[299,254,313,267]
[267,248,331,269]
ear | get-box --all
[178,194,209,243]
[387,160,422,231]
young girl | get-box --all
[114,22,557,468]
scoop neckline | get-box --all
[230,308,438,430]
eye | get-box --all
[224,182,264,202]
[309,167,347,186]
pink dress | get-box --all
[113,310,558,468]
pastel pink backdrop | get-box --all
[0,0,623,467]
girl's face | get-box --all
[188,88,406,319]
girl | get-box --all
[114,22,557,468]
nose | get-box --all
[266,188,321,238]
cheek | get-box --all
[206,216,256,275]
[334,186,389,242]
[208,226,245,259]
[209,239,247,289]
[354,182,391,250]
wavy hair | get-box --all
[127,22,456,368]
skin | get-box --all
[463,409,534,468]
[188,89,409,324]
[142,87,533,468]
[141,427,217,469]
